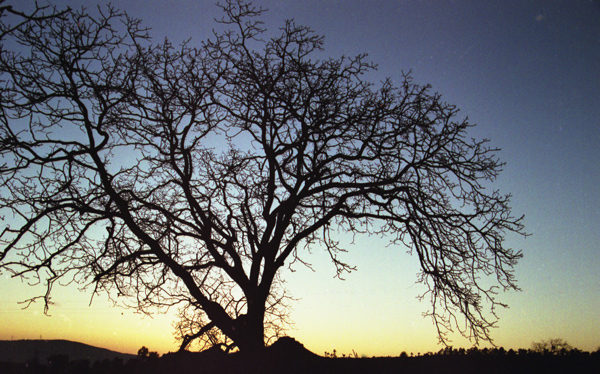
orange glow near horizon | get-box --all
[0,275,177,355]
[2,244,599,357]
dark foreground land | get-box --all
[1,338,598,374]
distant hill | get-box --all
[0,339,136,364]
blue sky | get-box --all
[1,0,599,356]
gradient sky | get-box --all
[1,0,599,357]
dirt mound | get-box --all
[267,336,318,359]
[263,337,327,373]
[161,338,324,374]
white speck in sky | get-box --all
[535,11,545,22]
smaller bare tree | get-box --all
[531,338,574,355]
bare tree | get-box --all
[0,0,525,353]
[0,0,70,40]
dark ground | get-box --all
[1,337,598,374]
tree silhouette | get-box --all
[0,0,525,353]
[531,338,574,355]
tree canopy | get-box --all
[0,0,525,352]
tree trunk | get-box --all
[233,302,266,356]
